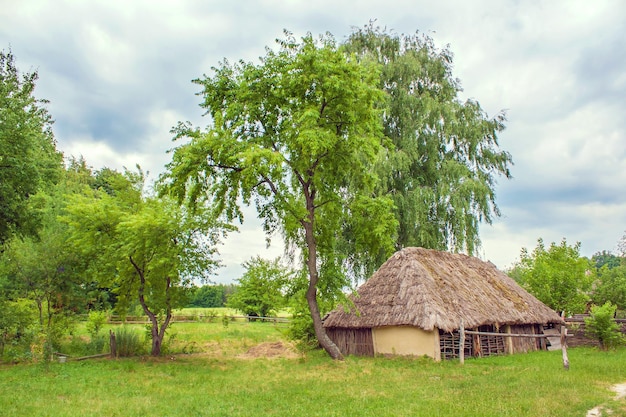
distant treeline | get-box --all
[186,284,237,308]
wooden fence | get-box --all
[458,320,569,369]
[104,314,290,324]
[564,315,626,348]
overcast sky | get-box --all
[2,0,625,283]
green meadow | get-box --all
[1,319,625,417]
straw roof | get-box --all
[323,247,563,333]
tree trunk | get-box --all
[130,255,168,356]
[140,292,166,356]
[306,286,343,360]
[147,314,162,356]
[302,215,344,360]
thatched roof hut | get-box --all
[323,247,563,360]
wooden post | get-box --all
[459,320,465,365]
[109,329,117,359]
[561,324,569,370]
[505,325,514,355]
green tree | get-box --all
[0,50,63,245]
[342,24,512,270]
[63,169,230,356]
[592,250,622,269]
[0,162,95,357]
[593,265,626,312]
[0,298,37,361]
[161,32,397,359]
[227,257,290,318]
[187,284,232,308]
[1,222,79,330]
[584,302,624,350]
[513,238,593,314]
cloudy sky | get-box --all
[2,0,625,283]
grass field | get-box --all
[1,321,625,417]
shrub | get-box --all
[0,299,38,362]
[285,295,319,352]
[87,335,107,354]
[585,302,625,350]
[44,312,77,357]
[86,310,108,339]
[114,326,144,357]
[204,310,218,323]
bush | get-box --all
[0,299,38,362]
[285,294,319,352]
[585,302,625,350]
[85,310,108,339]
[43,312,77,359]
[204,309,218,323]
[114,326,144,357]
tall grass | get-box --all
[114,326,144,357]
[1,347,625,416]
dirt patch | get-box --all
[238,341,299,359]
[613,383,626,400]
[587,382,626,417]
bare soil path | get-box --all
[586,383,626,416]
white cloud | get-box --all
[3,0,625,282]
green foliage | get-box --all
[114,326,145,357]
[593,264,626,312]
[85,310,108,339]
[592,250,622,269]
[285,271,334,349]
[45,311,77,352]
[0,50,63,245]
[286,297,318,351]
[161,30,395,358]
[1,221,81,323]
[227,257,290,318]
[343,23,512,266]
[512,238,593,314]
[0,299,38,362]
[62,168,232,356]
[0,163,103,358]
[585,302,625,350]
[187,284,234,308]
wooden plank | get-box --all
[542,327,562,350]
[464,330,549,338]
[546,338,561,350]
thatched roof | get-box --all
[323,247,563,333]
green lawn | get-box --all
[1,322,625,417]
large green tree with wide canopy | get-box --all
[161,32,397,359]
[162,26,512,359]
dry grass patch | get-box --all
[238,341,299,359]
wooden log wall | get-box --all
[564,316,626,348]
[509,324,543,353]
